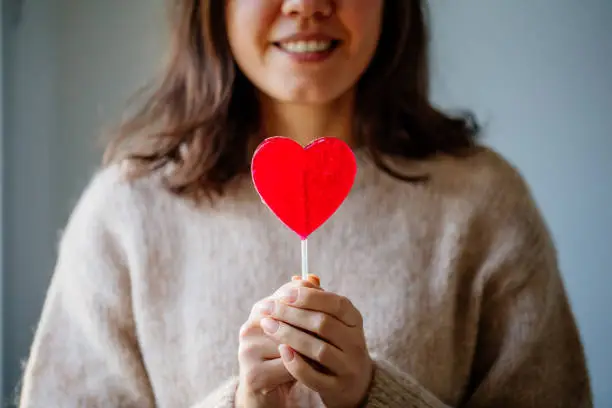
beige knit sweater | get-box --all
[19,147,592,408]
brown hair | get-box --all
[103,0,479,200]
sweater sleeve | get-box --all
[363,159,592,408]
[457,163,593,408]
[364,244,592,408]
[364,358,451,408]
[17,170,238,408]
[458,212,592,406]
[190,378,239,408]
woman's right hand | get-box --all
[235,277,320,408]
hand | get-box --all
[260,286,374,408]
[235,278,321,408]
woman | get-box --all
[19,1,592,407]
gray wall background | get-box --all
[0,0,4,398]
[2,1,611,406]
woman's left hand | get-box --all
[259,284,373,408]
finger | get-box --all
[272,279,318,299]
[271,302,347,350]
[248,298,278,321]
[242,358,294,393]
[247,280,323,323]
[283,288,362,328]
[279,345,335,393]
[272,280,321,306]
[238,335,281,363]
[261,318,346,375]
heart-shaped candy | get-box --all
[251,137,357,239]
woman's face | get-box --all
[225,0,383,105]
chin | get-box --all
[281,95,338,105]
[272,87,347,105]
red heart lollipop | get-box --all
[251,136,357,239]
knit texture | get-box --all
[18,147,592,407]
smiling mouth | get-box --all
[273,39,341,54]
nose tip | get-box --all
[281,0,334,20]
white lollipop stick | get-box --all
[301,238,308,280]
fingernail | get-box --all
[279,345,295,362]
[308,274,320,287]
[258,300,275,316]
[260,318,279,334]
[281,288,298,303]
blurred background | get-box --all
[1,0,611,407]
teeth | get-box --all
[280,40,333,53]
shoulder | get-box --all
[386,145,554,255]
[65,163,148,226]
[413,146,540,218]
[425,146,548,234]
[377,145,538,216]
[48,163,179,314]
[372,146,560,298]
[59,161,177,250]
[427,147,558,285]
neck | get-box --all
[259,91,355,147]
